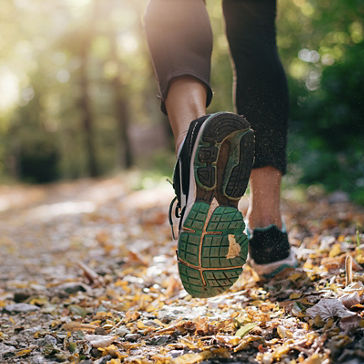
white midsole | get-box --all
[248,249,298,276]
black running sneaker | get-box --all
[248,224,298,279]
[168,112,255,298]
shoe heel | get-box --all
[223,129,254,200]
[194,112,253,193]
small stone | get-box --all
[38,334,57,347]
[0,342,16,356]
[54,352,67,362]
[13,289,34,302]
[42,343,59,357]
[170,350,184,358]
[94,327,107,335]
[23,326,42,335]
[114,327,129,337]
[125,333,140,342]
[4,303,40,313]
[30,354,48,364]
[68,304,88,317]
[72,331,85,340]
[55,282,89,296]
[147,335,169,346]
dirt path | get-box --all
[0,176,363,363]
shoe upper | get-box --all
[168,115,209,238]
[249,225,291,265]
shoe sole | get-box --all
[177,112,254,298]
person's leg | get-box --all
[144,0,212,154]
[223,0,289,230]
[247,167,282,229]
[165,77,207,153]
[144,0,255,297]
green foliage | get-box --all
[286,35,364,203]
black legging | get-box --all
[144,0,289,175]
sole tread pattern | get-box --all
[177,112,254,298]
[178,202,248,298]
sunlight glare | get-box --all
[65,0,91,10]
[118,33,138,55]
[0,67,19,111]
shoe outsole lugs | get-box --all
[177,113,254,298]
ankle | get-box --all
[246,212,282,231]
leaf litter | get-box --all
[0,178,363,363]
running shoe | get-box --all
[248,224,298,279]
[169,112,255,297]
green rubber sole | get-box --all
[178,202,248,298]
[177,112,254,298]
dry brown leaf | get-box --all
[306,298,357,320]
[329,243,342,258]
[339,292,361,308]
[62,322,98,331]
[127,250,149,266]
[124,310,140,323]
[77,260,103,286]
[340,315,362,331]
[173,351,212,364]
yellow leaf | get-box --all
[124,310,140,323]
[272,344,291,359]
[179,337,199,350]
[329,243,341,258]
[235,323,257,338]
[289,292,302,299]
[137,321,149,330]
[16,349,32,357]
[29,297,48,306]
[288,272,303,281]
[89,320,101,326]
[234,335,261,352]
[226,336,241,346]
[95,311,113,319]
[173,351,212,364]
[299,298,314,306]
[98,344,119,356]
[338,235,345,242]
[106,360,121,364]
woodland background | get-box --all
[0,0,363,203]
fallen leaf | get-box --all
[340,315,362,331]
[339,292,361,308]
[329,243,342,258]
[226,234,241,259]
[15,348,32,357]
[85,334,118,348]
[306,298,357,320]
[235,323,257,338]
[62,322,98,331]
[173,351,212,364]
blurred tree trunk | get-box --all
[110,32,133,169]
[79,45,99,177]
[132,0,174,152]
